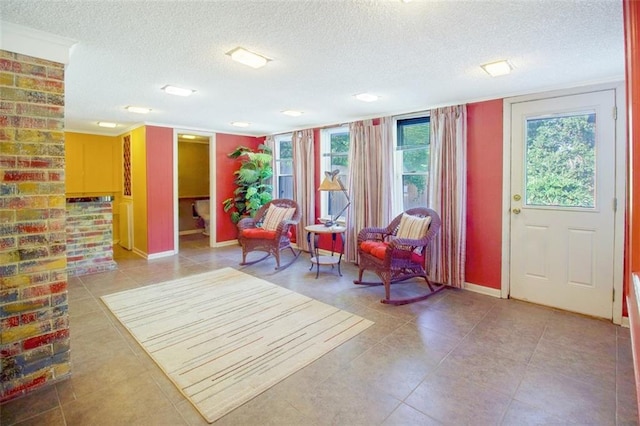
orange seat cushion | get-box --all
[241,228,292,239]
[370,244,389,259]
[360,240,387,254]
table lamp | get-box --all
[318,170,350,227]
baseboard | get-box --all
[147,250,177,260]
[621,316,630,328]
[213,239,238,248]
[179,229,204,236]
[464,282,502,298]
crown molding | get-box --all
[1,21,77,64]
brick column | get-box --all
[0,50,70,402]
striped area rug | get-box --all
[101,267,373,423]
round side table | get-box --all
[305,224,347,278]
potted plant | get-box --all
[222,144,273,224]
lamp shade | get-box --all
[318,170,344,191]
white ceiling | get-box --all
[0,0,625,137]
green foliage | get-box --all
[222,144,273,223]
[525,114,595,207]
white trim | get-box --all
[213,239,238,248]
[464,282,502,298]
[147,250,176,260]
[1,21,77,64]
[179,229,204,236]
[502,82,626,324]
[621,316,630,329]
[132,247,147,259]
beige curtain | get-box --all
[345,118,394,262]
[292,129,315,252]
[428,105,467,288]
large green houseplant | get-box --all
[222,144,273,224]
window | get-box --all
[274,134,293,199]
[320,126,350,222]
[395,115,430,212]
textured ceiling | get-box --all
[0,0,625,137]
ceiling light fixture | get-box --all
[282,110,303,117]
[481,60,513,77]
[181,134,196,139]
[97,121,117,128]
[355,93,379,102]
[226,47,270,69]
[231,121,250,128]
[126,106,151,114]
[162,85,195,96]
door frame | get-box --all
[172,129,217,251]
[501,83,626,324]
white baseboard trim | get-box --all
[464,282,502,298]
[179,229,204,236]
[213,239,238,248]
[147,250,177,260]
[621,316,630,328]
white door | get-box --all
[509,90,616,319]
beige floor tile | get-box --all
[2,234,636,426]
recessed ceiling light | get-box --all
[231,121,250,128]
[355,93,379,102]
[226,47,270,69]
[481,60,513,77]
[181,134,196,139]
[162,85,195,96]
[97,121,117,128]
[126,106,151,114]
[282,110,303,117]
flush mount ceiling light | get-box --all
[226,47,270,69]
[282,110,303,117]
[481,60,513,77]
[181,134,196,139]
[355,93,379,102]
[126,106,151,114]
[231,121,250,128]
[97,121,117,128]
[162,85,195,97]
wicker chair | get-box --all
[353,207,445,305]
[237,199,301,270]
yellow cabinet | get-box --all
[65,132,121,194]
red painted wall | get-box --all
[146,126,175,254]
[215,133,262,242]
[623,0,640,414]
[466,100,504,289]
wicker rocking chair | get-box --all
[353,207,445,305]
[237,199,301,270]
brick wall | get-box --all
[0,50,70,402]
[66,200,117,276]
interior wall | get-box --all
[146,126,174,255]
[131,126,148,255]
[178,141,209,233]
[215,133,262,242]
[465,100,504,289]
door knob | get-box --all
[512,208,521,214]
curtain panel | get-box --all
[292,129,315,252]
[346,118,394,263]
[428,105,467,288]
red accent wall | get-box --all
[146,126,174,254]
[466,100,504,289]
[623,0,640,414]
[215,133,262,242]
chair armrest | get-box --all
[357,226,389,243]
[238,217,258,231]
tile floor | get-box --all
[1,234,638,425]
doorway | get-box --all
[173,130,216,251]
[503,86,625,321]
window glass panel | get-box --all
[395,115,430,212]
[403,175,428,209]
[279,140,292,159]
[277,176,293,199]
[525,112,596,208]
